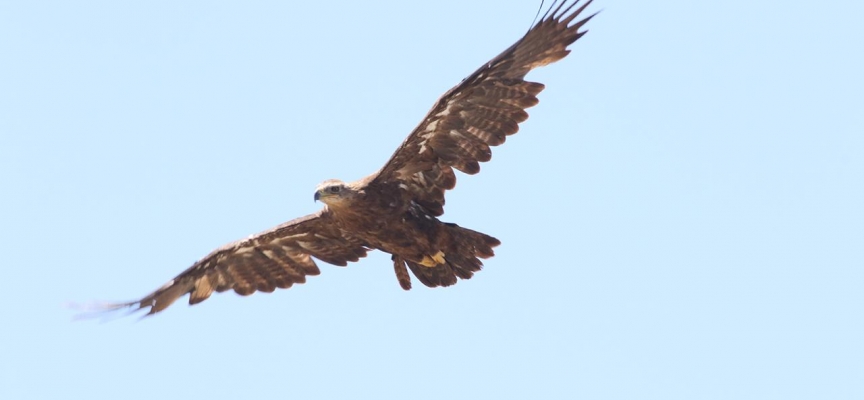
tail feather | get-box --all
[390,224,500,290]
[407,260,458,288]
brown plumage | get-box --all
[102,0,596,316]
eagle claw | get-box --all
[418,251,446,267]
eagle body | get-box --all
[316,177,500,290]
[100,0,596,316]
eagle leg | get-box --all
[418,251,446,267]
[392,255,412,290]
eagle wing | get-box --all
[106,211,369,315]
[371,0,595,215]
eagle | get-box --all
[104,0,596,316]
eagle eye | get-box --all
[329,186,342,194]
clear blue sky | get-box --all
[2,1,862,399]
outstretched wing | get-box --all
[371,0,595,216]
[106,211,369,315]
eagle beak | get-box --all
[314,191,321,202]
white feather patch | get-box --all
[272,233,307,244]
[296,241,315,251]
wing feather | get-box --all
[104,211,369,315]
[371,0,596,215]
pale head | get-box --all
[314,179,358,208]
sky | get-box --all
[2,0,863,399]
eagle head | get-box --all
[314,179,356,207]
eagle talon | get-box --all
[418,251,446,267]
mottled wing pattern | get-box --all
[372,0,596,216]
[108,211,369,315]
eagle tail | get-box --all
[392,224,500,290]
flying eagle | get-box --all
[105,0,596,315]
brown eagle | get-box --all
[107,0,596,315]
